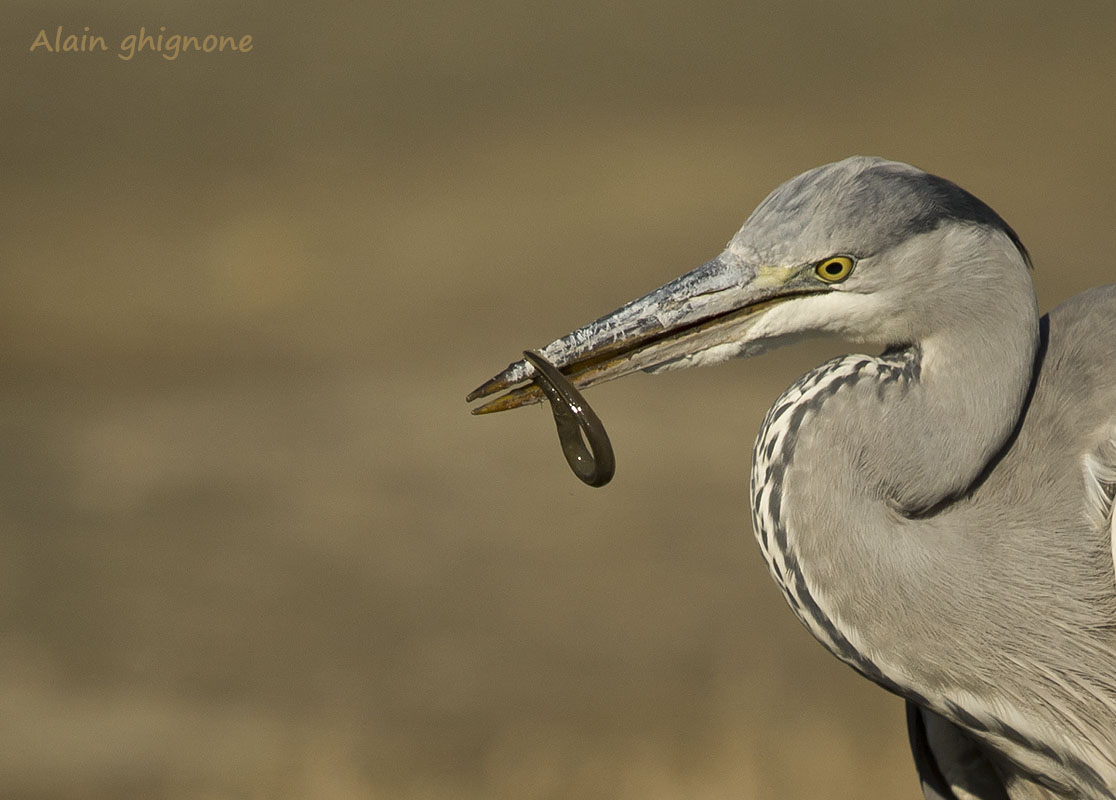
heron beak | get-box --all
[467,254,821,414]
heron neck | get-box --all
[751,250,1039,663]
[873,303,1039,514]
[748,257,1116,794]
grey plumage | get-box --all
[468,157,1116,799]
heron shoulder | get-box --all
[1028,284,1116,450]
[1039,285,1116,584]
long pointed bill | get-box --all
[467,254,819,414]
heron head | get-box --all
[468,156,1033,413]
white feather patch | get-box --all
[1082,433,1116,587]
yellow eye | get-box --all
[815,256,855,283]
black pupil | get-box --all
[826,262,843,275]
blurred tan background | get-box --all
[2,2,1115,798]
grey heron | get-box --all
[466,157,1116,799]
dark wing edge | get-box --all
[907,701,962,800]
[906,702,1009,800]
